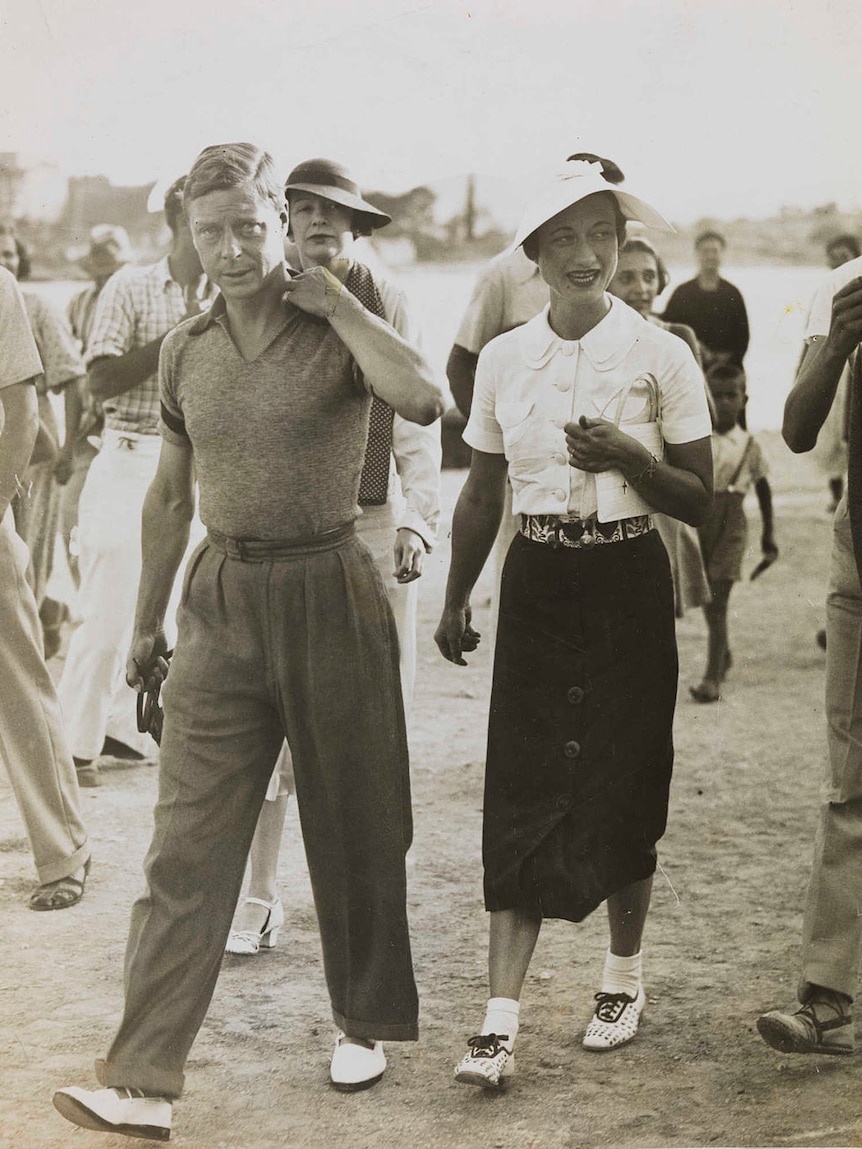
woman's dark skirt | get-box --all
[483,528,678,923]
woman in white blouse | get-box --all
[436,161,713,1088]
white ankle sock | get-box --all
[481,997,520,1049]
[601,950,642,998]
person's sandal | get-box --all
[757,996,854,1056]
[29,857,91,912]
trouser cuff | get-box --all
[95,1056,184,1100]
[332,1009,418,1042]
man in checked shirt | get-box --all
[56,177,215,788]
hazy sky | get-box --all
[1,0,860,225]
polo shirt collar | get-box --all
[188,292,226,335]
[518,297,643,371]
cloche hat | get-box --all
[284,158,391,234]
[513,160,674,250]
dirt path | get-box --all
[3,435,862,1149]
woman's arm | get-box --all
[435,449,509,664]
[565,418,713,527]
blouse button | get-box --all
[557,380,571,391]
[554,488,566,501]
[567,686,585,705]
[555,794,572,810]
[564,740,581,759]
[554,452,567,466]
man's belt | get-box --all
[206,521,355,561]
[520,513,653,550]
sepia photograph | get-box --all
[1,1,861,1145]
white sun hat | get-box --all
[512,160,674,250]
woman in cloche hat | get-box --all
[435,160,714,1087]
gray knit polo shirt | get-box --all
[159,295,371,539]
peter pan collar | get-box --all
[518,297,644,371]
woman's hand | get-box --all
[435,603,481,666]
[564,416,647,474]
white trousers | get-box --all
[0,513,89,883]
[57,431,164,760]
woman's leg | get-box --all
[231,790,290,934]
[606,875,653,958]
[488,908,543,999]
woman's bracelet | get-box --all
[627,452,660,486]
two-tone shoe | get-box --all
[582,986,646,1051]
[53,1086,172,1141]
[454,1033,514,1089]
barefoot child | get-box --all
[691,363,777,703]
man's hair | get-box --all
[695,229,726,249]
[163,177,188,234]
[827,233,861,260]
[619,236,669,294]
[566,152,625,186]
[522,193,627,263]
[707,361,746,392]
[184,143,284,216]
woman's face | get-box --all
[0,234,20,279]
[288,192,354,269]
[609,250,660,316]
[535,194,618,310]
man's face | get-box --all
[0,235,20,279]
[288,192,354,269]
[187,185,285,300]
[696,238,723,274]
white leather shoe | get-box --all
[53,1086,172,1141]
[330,1032,386,1092]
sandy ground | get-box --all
[3,435,862,1149]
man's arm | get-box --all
[283,267,445,425]
[125,437,196,690]
[0,382,39,518]
[87,340,166,401]
[783,277,862,453]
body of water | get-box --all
[30,261,829,432]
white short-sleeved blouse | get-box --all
[464,298,712,520]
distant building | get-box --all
[60,175,163,255]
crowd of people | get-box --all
[0,143,860,1142]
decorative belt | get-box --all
[520,513,653,550]
[207,521,355,562]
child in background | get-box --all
[691,364,777,703]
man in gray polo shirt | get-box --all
[54,142,445,1142]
